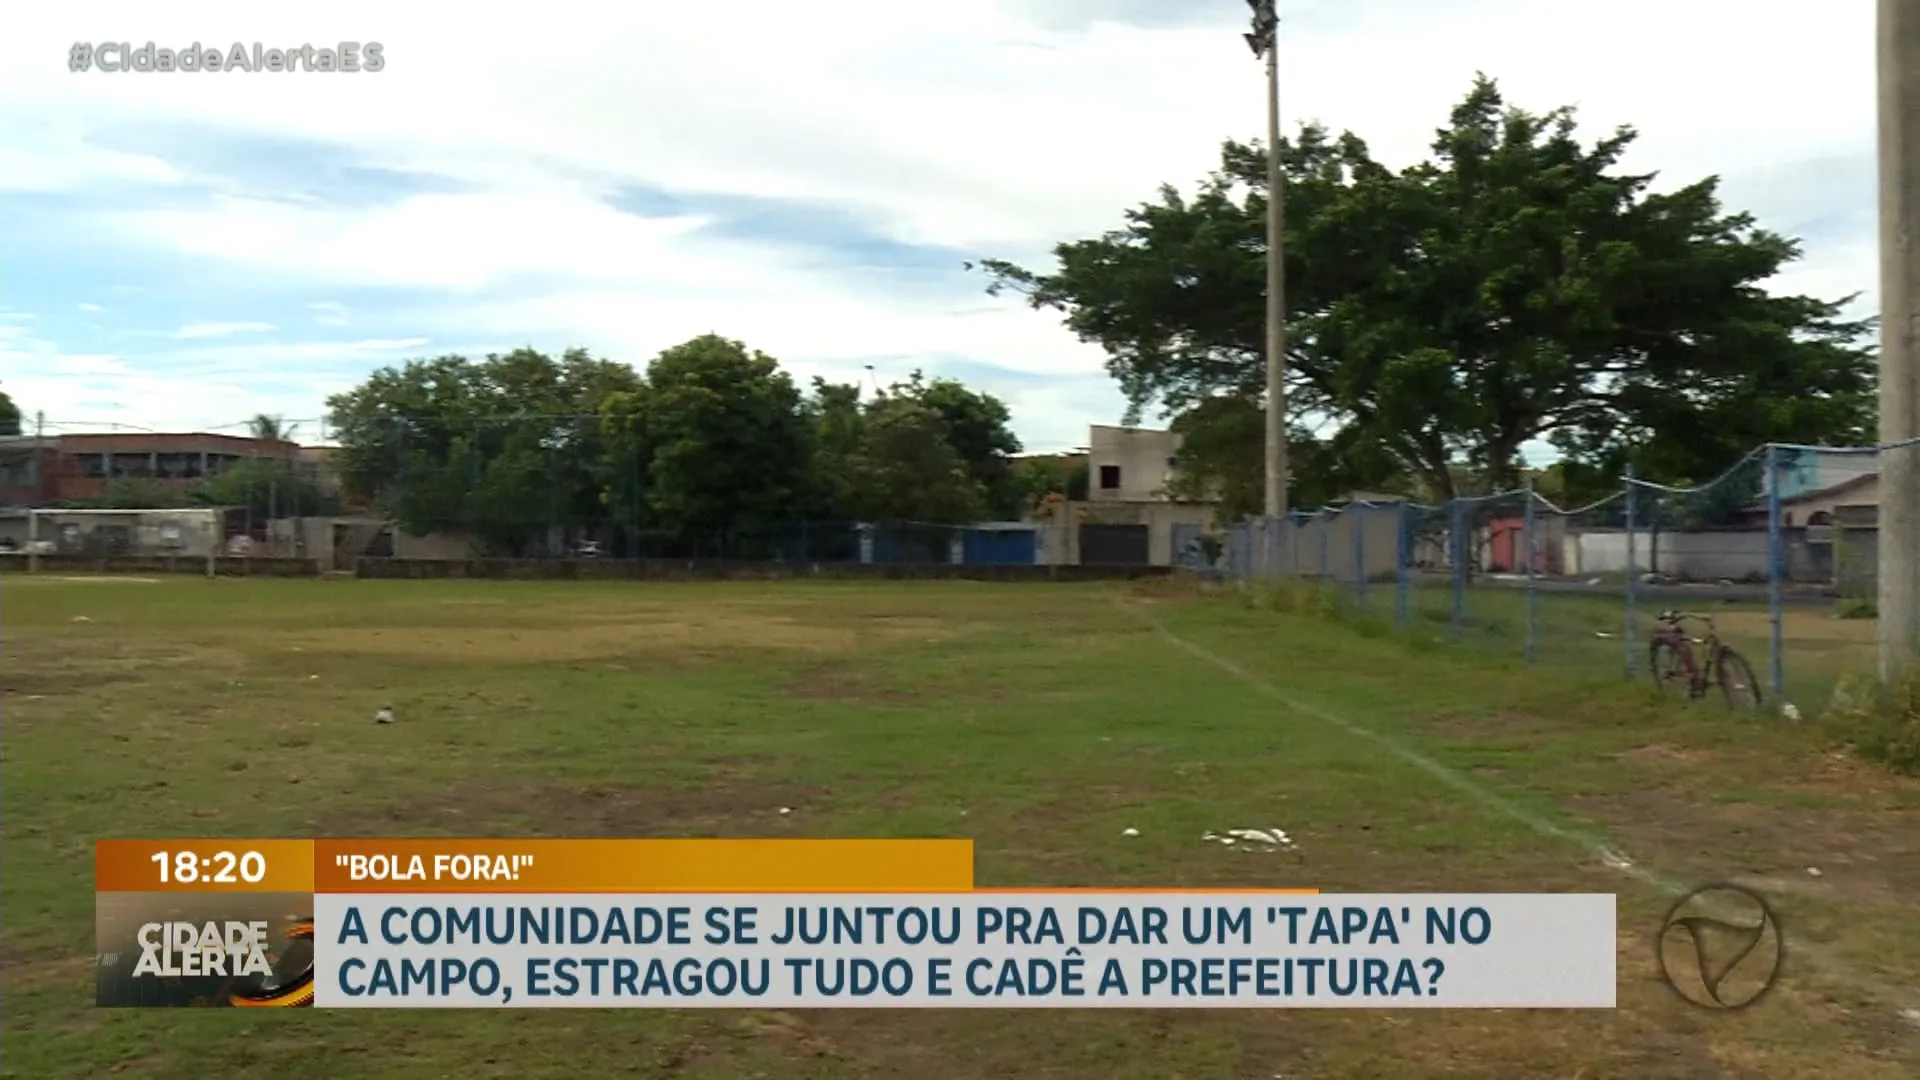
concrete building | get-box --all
[1038,425,1216,566]
[0,431,300,504]
[1087,424,1183,502]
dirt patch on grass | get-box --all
[0,955,94,992]
[312,768,828,838]
[1565,785,1920,904]
[851,614,956,640]
[1,669,137,698]
[1617,742,1711,767]
[1,637,211,696]
[779,664,927,704]
[1423,708,1551,742]
[280,613,859,664]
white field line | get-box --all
[1126,597,1916,1027]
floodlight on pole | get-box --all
[1246,0,1288,525]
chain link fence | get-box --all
[1212,437,1920,714]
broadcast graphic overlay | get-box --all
[97,838,1620,1009]
[1656,884,1783,1010]
[94,841,317,1008]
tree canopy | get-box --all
[321,337,1029,555]
[981,75,1876,509]
[0,386,20,437]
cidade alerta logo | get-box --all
[1657,885,1782,1010]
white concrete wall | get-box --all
[1568,529,1771,580]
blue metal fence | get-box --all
[1206,436,1920,712]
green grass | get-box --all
[4,575,1918,1078]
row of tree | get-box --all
[323,336,1041,555]
[981,76,1877,518]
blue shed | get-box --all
[962,524,1037,565]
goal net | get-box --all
[27,507,222,572]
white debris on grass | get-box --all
[1901,1007,1920,1031]
[375,706,395,725]
[1599,848,1634,872]
[1121,827,1139,837]
[1807,867,1823,878]
[71,615,92,623]
[778,807,792,816]
[1202,828,1293,850]
[1781,701,1802,722]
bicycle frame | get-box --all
[1652,612,1719,696]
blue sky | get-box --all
[0,0,1878,459]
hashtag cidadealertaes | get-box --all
[69,42,384,74]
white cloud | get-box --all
[77,302,106,313]
[0,114,185,192]
[172,320,274,339]
[0,0,1882,444]
[307,301,349,325]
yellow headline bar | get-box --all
[314,838,975,893]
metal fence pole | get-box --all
[1352,504,1367,608]
[1765,444,1786,701]
[1523,482,1538,665]
[1394,500,1411,628]
[1450,498,1466,642]
[1624,464,1638,680]
[1318,510,1331,579]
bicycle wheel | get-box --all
[1649,639,1693,697]
[1717,648,1762,711]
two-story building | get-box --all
[0,431,299,504]
[1036,424,1217,566]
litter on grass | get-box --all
[1203,828,1292,850]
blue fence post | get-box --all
[1624,465,1638,680]
[1352,505,1367,608]
[1766,444,1785,703]
[1523,482,1538,665]
[1395,501,1411,628]
[1449,498,1466,642]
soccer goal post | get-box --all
[26,507,222,577]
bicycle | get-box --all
[1648,609,1761,711]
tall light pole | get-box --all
[1878,0,1920,682]
[1245,0,1289,523]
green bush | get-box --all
[1836,596,1878,620]
[1823,668,1920,775]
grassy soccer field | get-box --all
[3,576,1917,1078]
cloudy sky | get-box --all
[0,1,1876,454]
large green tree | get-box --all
[844,396,988,524]
[981,76,1875,505]
[327,337,1035,554]
[324,348,641,554]
[0,386,21,437]
[627,334,812,550]
[880,372,1023,518]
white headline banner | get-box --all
[313,892,1616,1008]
